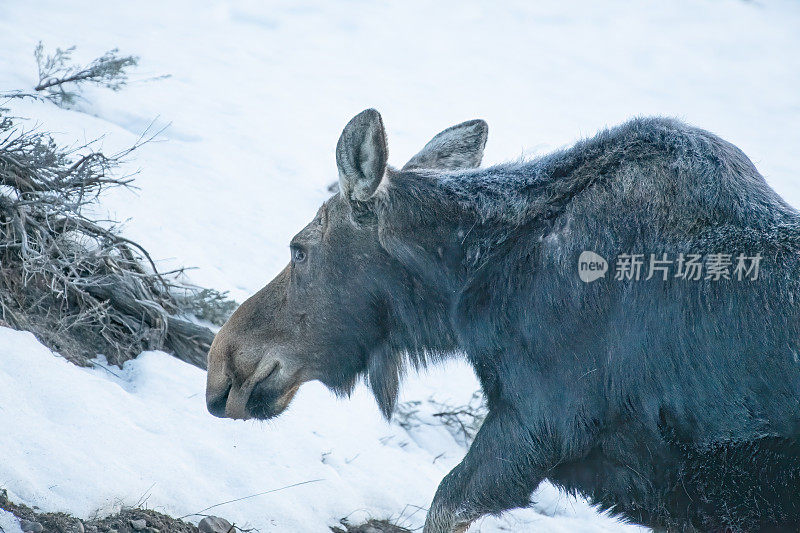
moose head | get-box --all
[206,110,487,420]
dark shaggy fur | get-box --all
[209,113,800,533]
[379,118,800,532]
[380,118,800,532]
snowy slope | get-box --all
[0,0,799,532]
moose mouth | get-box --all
[207,360,303,420]
[245,375,301,420]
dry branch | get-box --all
[33,42,139,107]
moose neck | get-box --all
[365,162,574,416]
[370,168,524,363]
[376,165,549,289]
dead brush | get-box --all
[0,109,228,368]
[395,390,487,448]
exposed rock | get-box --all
[130,519,147,531]
[198,516,232,533]
[19,519,44,533]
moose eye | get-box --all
[291,246,307,264]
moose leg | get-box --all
[423,406,544,533]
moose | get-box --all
[206,109,800,532]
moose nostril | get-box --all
[207,383,231,418]
[264,361,280,382]
[245,362,282,417]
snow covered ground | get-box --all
[0,0,799,531]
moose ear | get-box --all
[336,109,388,202]
[402,119,488,171]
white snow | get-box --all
[0,510,23,533]
[0,0,798,531]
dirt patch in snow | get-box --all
[1,490,412,533]
[0,490,198,532]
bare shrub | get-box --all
[395,390,487,448]
[33,42,139,107]
[0,110,222,368]
[331,518,412,533]
[177,287,238,326]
